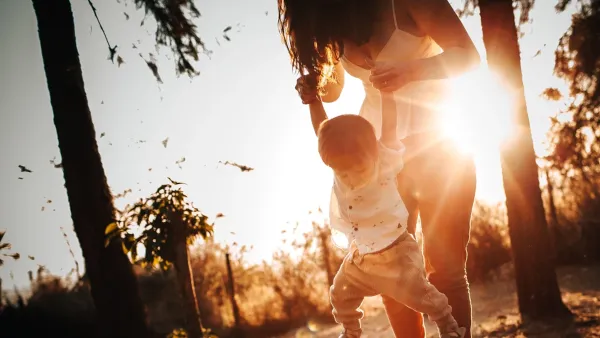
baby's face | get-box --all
[333,156,376,190]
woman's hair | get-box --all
[317,114,378,169]
[278,0,378,91]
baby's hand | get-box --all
[295,74,320,105]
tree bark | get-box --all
[172,214,204,338]
[32,1,152,337]
[225,252,243,336]
[478,0,572,321]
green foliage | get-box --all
[105,181,214,270]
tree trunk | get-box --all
[225,252,243,337]
[32,1,152,337]
[545,168,561,263]
[545,169,560,230]
[478,0,572,321]
[172,214,204,338]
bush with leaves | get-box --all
[106,180,214,338]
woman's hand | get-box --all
[369,61,416,92]
[295,74,321,104]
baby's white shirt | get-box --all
[329,141,409,254]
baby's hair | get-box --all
[318,114,378,170]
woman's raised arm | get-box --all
[320,62,345,103]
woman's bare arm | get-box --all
[320,62,345,103]
[404,0,480,80]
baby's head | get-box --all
[318,114,378,189]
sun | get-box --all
[441,67,514,156]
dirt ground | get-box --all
[279,265,600,338]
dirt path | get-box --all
[279,265,600,338]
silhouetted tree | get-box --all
[548,0,600,178]
[110,181,214,338]
[31,0,209,336]
[459,0,571,321]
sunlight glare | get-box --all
[331,228,350,250]
[442,68,514,155]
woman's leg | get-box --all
[382,134,476,337]
[381,169,426,338]
[415,139,476,338]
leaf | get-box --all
[218,160,254,172]
[140,54,163,83]
[18,165,33,173]
[0,243,10,250]
[105,222,118,235]
[167,177,186,185]
[223,26,232,33]
[541,87,563,101]
[9,253,20,260]
[117,56,125,67]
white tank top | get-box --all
[340,0,451,140]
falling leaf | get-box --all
[218,161,254,172]
[533,50,542,58]
[123,12,130,20]
[18,177,23,180]
[541,87,562,101]
[265,11,268,16]
[223,34,231,42]
[230,231,236,235]
[28,256,35,260]
[50,157,63,168]
[117,55,125,67]
[41,206,45,211]
[100,132,105,138]
[167,177,186,185]
[46,200,52,204]
[101,100,104,104]
[18,165,32,173]
[223,26,232,33]
[216,213,225,218]
[140,53,163,83]
[162,137,169,148]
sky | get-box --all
[0,0,575,289]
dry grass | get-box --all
[1,198,599,338]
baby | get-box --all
[295,75,466,338]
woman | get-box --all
[278,0,480,337]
